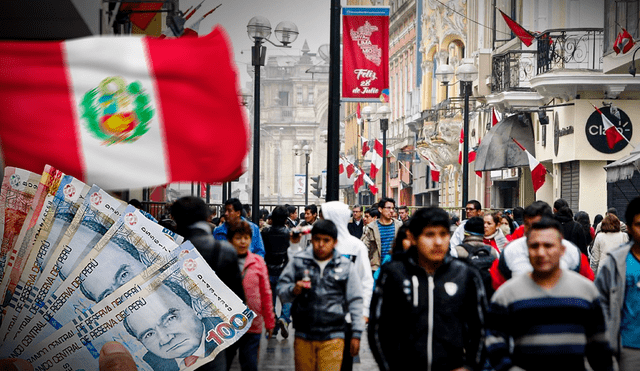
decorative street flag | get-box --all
[342,6,390,101]
[492,107,502,126]
[363,173,378,195]
[591,104,626,149]
[370,139,386,179]
[499,9,534,47]
[458,129,476,164]
[353,168,364,194]
[0,27,249,191]
[181,4,221,37]
[361,135,370,156]
[613,28,635,55]
[512,138,547,192]
[422,155,440,183]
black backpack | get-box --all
[460,243,496,298]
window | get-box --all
[278,91,289,106]
[307,90,314,105]
[296,85,303,104]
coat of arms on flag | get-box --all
[81,76,153,145]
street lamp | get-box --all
[247,16,298,225]
[294,144,312,205]
[361,105,391,198]
[435,63,454,100]
[455,57,478,219]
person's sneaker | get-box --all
[278,318,289,339]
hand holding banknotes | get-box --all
[0,342,137,371]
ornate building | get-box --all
[253,42,330,206]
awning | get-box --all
[475,114,535,171]
[604,147,640,183]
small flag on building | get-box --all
[591,103,626,149]
[499,10,535,47]
[613,28,635,54]
[512,138,547,192]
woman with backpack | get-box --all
[454,216,498,298]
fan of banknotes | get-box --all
[0,166,254,371]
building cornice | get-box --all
[529,70,640,100]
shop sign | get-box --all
[585,106,633,154]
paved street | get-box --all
[229,328,377,370]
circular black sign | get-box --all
[585,106,632,154]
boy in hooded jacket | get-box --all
[369,207,487,371]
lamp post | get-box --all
[361,105,391,199]
[455,58,478,219]
[247,16,298,224]
[294,144,311,206]
[435,63,454,100]
[377,105,391,198]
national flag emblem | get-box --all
[82,76,152,145]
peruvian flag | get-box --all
[0,27,249,191]
[499,10,535,47]
[458,129,476,164]
[425,157,440,182]
[181,5,221,37]
[614,28,635,54]
[353,168,364,194]
[346,162,356,178]
[591,104,626,149]
[370,139,384,179]
[360,135,370,156]
[492,107,502,126]
[512,138,547,192]
[364,173,378,195]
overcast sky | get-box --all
[182,0,333,86]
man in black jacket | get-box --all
[170,197,246,371]
[261,205,292,337]
[369,207,487,371]
[553,199,588,256]
[347,205,364,239]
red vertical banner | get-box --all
[342,7,390,101]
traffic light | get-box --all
[310,175,322,198]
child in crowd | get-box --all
[277,219,364,371]
[226,221,275,371]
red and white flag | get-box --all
[363,173,378,195]
[360,135,370,157]
[353,168,364,194]
[512,138,546,192]
[426,157,440,183]
[370,139,385,179]
[0,27,249,191]
[346,163,356,178]
[614,28,635,54]
[591,104,626,149]
[458,129,477,164]
[492,107,502,126]
[181,5,221,37]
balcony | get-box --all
[537,28,604,74]
[488,28,621,108]
[492,50,537,92]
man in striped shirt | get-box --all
[486,217,613,371]
[362,197,403,272]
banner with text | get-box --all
[342,6,390,102]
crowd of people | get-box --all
[8,195,639,371]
